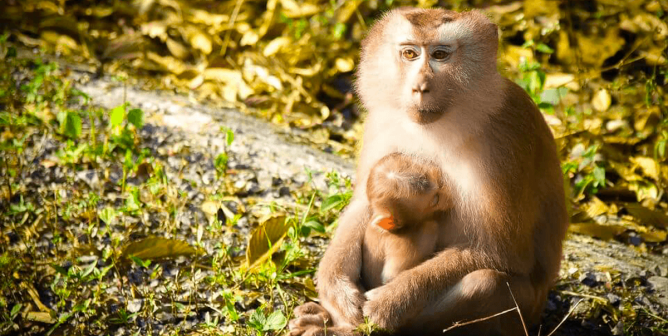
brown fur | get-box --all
[363,153,452,289]
[289,7,568,336]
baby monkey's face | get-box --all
[371,189,441,231]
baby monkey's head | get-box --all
[367,153,450,231]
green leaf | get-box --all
[321,194,345,212]
[215,153,228,172]
[127,108,144,129]
[248,308,266,331]
[99,207,117,224]
[110,104,126,128]
[122,237,198,261]
[593,166,606,185]
[540,87,568,105]
[10,303,22,317]
[263,311,287,331]
[303,220,325,233]
[538,102,555,114]
[225,128,234,146]
[246,213,290,268]
[129,255,151,268]
[58,111,82,139]
[536,43,554,54]
[50,263,68,276]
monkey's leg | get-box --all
[315,200,370,327]
[404,269,545,336]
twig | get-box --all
[507,282,530,336]
[443,307,518,334]
[559,290,607,303]
[545,299,584,336]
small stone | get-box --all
[127,299,143,313]
[579,272,598,287]
[606,293,621,306]
[611,320,624,335]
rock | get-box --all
[606,293,621,306]
[648,276,668,306]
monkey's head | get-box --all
[356,8,499,125]
[367,153,446,231]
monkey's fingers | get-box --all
[289,314,331,330]
[288,326,359,336]
[294,302,331,319]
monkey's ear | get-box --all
[371,215,396,230]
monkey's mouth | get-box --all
[412,107,444,124]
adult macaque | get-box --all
[290,7,568,336]
[363,152,451,288]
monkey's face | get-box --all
[356,8,499,125]
[370,192,440,232]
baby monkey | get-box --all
[362,153,453,289]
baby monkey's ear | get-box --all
[371,215,397,230]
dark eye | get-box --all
[432,50,450,60]
[402,49,418,60]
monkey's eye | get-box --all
[432,49,450,60]
[401,49,419,60]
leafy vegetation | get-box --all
[0,0,667,335]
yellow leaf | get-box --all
[246,213,290,269]
[576,29,624,67]
[337,0,363,23]
[141,21,168,40]
[524,0,559,18]
[591,89,611,112]
[544,73,580,91]
[335,58,355,73]
[240,31,259,46]
[189,9,229,27]
[203,68,253,100]
[26,312,56,324]
[203,68,241,82]
[122,237,198,260]
[582,197,609,218]
[185,26,212,55]
[280,0,320,18]
[569,223,626,241]
[166,38,189,59]
[625,203,668,229]
[630,156,659,180]
[639,230,667,243]
[146,52,186,75]
[263,36,291,57]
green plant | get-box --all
[247,307,287,336]
[214,126,235,177]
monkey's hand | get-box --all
[362,281,416,331]
[316,266,366,326]
[288,302,332,336]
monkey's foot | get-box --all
[289,303,361,336]
[289,302,332,330]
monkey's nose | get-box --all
[412,82,430,94]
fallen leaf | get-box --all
[569,223,627,240]
[625,203,668,229]
[591,89,611,112]
[122,237,198,260]
[263,36,291,57]
[246,213,290,268]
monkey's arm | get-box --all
[315,198,371,327]
[362,246,513,330]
